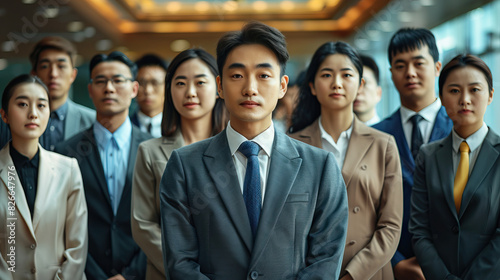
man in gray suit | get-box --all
[30,36,95,150]
[160,21,349,279]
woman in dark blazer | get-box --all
[0,75,87,279]
[410,54,500,279]
[130,48,228,280]
[288,42,403,280]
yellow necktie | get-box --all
[454,141,470,212]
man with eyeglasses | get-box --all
[55,51,151,280]
[130,54,168,138]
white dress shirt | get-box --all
[451,122,488,176]
[318,116,353,170]
[364,113,381,127]
[137,111,163,138]
[400,98,442,149]
[226,121,274,205]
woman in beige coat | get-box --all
[0,74,87,279]
[288,42,403,280]
[131,48,227,280]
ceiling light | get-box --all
[67,21,84,32]
[170,39,190,52]
[43,7,59,18]
[166,2,182,12]
[96,39,112,51]
[22,0,37,4]
[195,1,211,12]
[253,1,268,11]
[308,0,324,11]
[280,1,295,11]
[84,26,96,38]
[223,1,238,12]
[2,41,15,52]
[420,0,434,6]
[398,12,412,22]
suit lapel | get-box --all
[250,132,302,267]
[160,132,184,160]
[429,107,452,142]
[459,130,500,217]
[31,146,55,232]
[82,128,111,208]
[0,144,35,238]
[292,119,322,148]
[434,135,458,218]
[342,118,373,187]
[64,100,80,139]
[203,132,254,252]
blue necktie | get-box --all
[238,141,262,237]
[411,114,424,159]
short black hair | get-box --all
[29,36,77,71]
[216,21,289,77]
[2,74,49,113]
[135,54,168,72]
[360,54,380,84]
[388,27,439,64]
[89,51,137,79]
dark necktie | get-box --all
[238,141,262,237]
[147,123,153,134]
[411,114,424,159]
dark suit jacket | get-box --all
[55,124,151,280]
[160,130,349,280]
[373,107,452,266]
[289,118,403,280]
[409,130,500,279]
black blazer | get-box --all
[55,124,151,280]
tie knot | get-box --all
[238,141,260,158]
[459,141,470,153]
[410,114,424,125]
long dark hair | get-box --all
[288,41,363,133]
[162,48,228,137]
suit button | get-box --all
[31,268,36,274]
[30,244,36,250]
[452,226,459,234]
[353,207,360,213]
[250,271,259,279]
[360,165,367,170]
[348,240,356,245]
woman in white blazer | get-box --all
[0,74,88,280]
[131,48,228,280]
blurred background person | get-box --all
[273,70,305,133]
[0,74,87,280]
[131,54,168,138]
[410,54,500,279]
[289,41,403,280]
[131,48,227,280]
[354,55,382,126]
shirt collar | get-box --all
[318,116,353,143]
[137,110,163,127]
[9,143,40,168]
[93,117,132,150]
[51,100,69,121]
[400,98,441,124]
[451,122,488,154]
[226,121,274,157]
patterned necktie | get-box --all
[238,141,262,237]
[454,141,470,212]
[411,114,424,159]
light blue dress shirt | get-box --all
[93,118,132,214]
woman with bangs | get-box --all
[131,48,228,280]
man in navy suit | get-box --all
[160,21,349,279]
[56,51,151,280]
[373,28,453,279]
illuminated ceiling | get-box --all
[70,0,391,34]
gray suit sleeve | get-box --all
[297,152,349,279]
[160,150,210,280]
